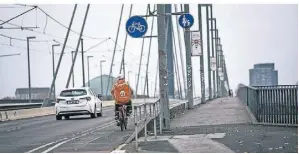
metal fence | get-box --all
[237,85,298,125]
[133,99,161,149]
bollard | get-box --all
[144,105,147,141]
[153,103,157,139]
[134,106,138,150]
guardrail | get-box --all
[0,102,55,111]
[133,99,161,149]
[237,85,298,125]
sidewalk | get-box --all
[121,97,298,153]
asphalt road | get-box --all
[0,99,183,153]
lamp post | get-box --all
[128,71,132,83]
[27,36,36,103]
[135,73,139,97]
[87,56,93,87]
[71,51,75,87]
[100,60,106,96]
[51,44,60,98]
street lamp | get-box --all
[128,71,132,83]
[100,60,106,96]
[51,44,60,98]
[87,56,93,87]
[71,51,75,87]
[27,36,36,103]
[135,73,139,98]
[141,76,145,96]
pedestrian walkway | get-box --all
[121,97,298,153]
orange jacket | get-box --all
[111,79,133,100]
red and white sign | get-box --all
[191,31,202,56]
[210,57,216,71]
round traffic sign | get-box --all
[178,13,194,29]
[126,16,148,38]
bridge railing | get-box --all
[133,99,161,149]
[237,85,298,125]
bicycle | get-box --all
[128,22,146,33]
[117,104,128,131]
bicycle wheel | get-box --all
[128,26,135,33]
[139,25,145,32]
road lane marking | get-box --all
[111,144,127,153]
[26,137,68,153]
[27,142,56,153]
[27,121,115,153]
[39,121,116,153]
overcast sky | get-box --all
[0,4,297,98]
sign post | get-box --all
[179,8,195,109]
[191,31,202,56]
[211,57,217,71]
[178,13,194,29]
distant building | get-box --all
[15,87,53,99]
[85,75,148,100]
[85,75,117,97]
[249,63,278,86]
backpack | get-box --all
[113,82,132,103]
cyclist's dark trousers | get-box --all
[115,100,132,114]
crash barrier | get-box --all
[237,85,298,125]
[0,106,54,121]
[0,102,55,111]
[0,99,55,104]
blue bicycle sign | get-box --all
[178,13,194,29]
[126,16,148,38]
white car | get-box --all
[55,87,103,120]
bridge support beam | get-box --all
[165,4,175,99]
[157,4,170,130]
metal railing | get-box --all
[133,99,161,149]
[237,85,298,125]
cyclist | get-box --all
[111,74,133,125]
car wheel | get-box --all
[90,105,97,118]
[56,115,62,120]
[97,104,103,117]
[64,115,70,120]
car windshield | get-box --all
[60,89,87,97]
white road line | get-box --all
[40,122,116,153]
[26,137,68,153]
[27,142,56,153]
[111,143,127,153]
